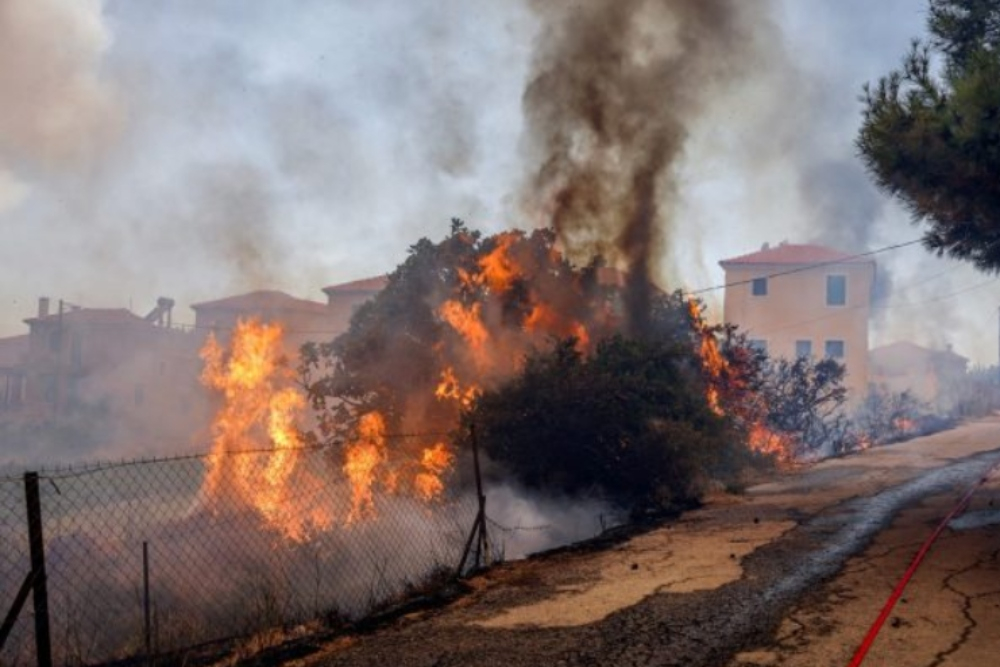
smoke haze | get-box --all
[0,0,996,362]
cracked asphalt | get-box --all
[285,417,1000,667]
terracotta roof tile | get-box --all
[719,243,873,266]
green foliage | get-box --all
[465,335,738,515]
[858,0,1000,270]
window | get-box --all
[825,340,845,359]
[751,277,768,296]
[826,275,847,306]
[795,340,812,358]
[749,339,768,354]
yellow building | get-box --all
[718,243,876,400]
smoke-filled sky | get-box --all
[1,0,997,363]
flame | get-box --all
[343,412,387,524]
[435,366,479,407]
[478,232,519,293]
[439,300,490,368]
[200,319,333,542]
[748,424,793,461]
[687,299,725,416]
[414,442,455,501]
[687,299,795,462]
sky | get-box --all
[1,0,997,364]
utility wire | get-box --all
[751,276,999,338]
[686,238,925,297]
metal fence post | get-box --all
[24,472,52,667]
[457,422,489,575]
[143,541,152,663]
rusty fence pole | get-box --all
[24,472,52,667]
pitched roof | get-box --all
[191,290,330,315]
[719,243,873,267]
[322,276,389,295]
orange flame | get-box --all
[414,442,455,501]
[686,299,795,462]
[435,366,480,407]
[439,300,490,368]
[478,232,519,293]
[688,299,725,416]
[343,412,387,524]
[748,424,793,461]
[200,319,333,542]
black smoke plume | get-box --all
[521,0,769,333]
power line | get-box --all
[751,276,999,338]
[686,238,925,297]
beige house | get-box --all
[719,242,876,400]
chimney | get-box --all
[38,297,50,318]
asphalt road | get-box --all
[288,417,1000,667]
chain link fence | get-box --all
[0,447,478,667]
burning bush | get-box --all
[300,220,628,446]
[464,335,737,515]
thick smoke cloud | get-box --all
[0,0,120,172]
[0,0,531,333]
[520,0,772,332]
[0,0,996,364]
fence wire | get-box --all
[0,449,477,667]
[0,476,32,667]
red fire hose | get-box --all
[847,463,1000,667]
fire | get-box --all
[200,319,333,542]
[687,298,794,462]
[342,412,456,519]
[414,443,455,501]
[525,304,590,350]
[439,300,490,368]
[435,366,479,407]
[478,232,519,293]
[200,319,463,535]
[343,412,388,524]
[747,424,793,461]
[687,299,726,415]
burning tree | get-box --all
[300,220,628,442]
[300,222,780,515]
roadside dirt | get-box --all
[286,417,1000,667]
